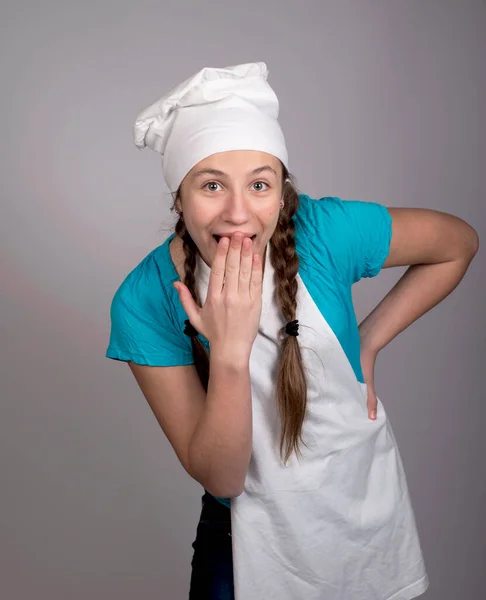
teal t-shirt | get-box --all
[105,195,392,508]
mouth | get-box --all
[213,234,257,244]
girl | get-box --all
[106,62,479,600]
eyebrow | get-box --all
[191,165,278,180]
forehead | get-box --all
[190,150,281,176]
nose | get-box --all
[220,191,253,225]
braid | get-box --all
[270,176,309,465]
[174,219,210,392]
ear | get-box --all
[173,186,183,214]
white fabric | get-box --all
[133,62,289,193]
[196,246,429,600]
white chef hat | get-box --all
[133,61,289,193]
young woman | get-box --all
[106,62,479,600]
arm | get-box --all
[358,207,480,353]
[128,346,252,499]
[188,348,252,498]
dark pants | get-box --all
[189,491,235,600]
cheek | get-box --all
[267,208,280,226]
[184,206,214,230]
[262,204,279,220]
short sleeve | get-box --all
[295,195,392,285]
[105,253,194,367]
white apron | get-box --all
[196,244,429,600]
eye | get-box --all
[202,181,222,192]
[251,181,269,191]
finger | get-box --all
[225,232,244,295]
[173,282,202,329]
[207,236,230,297]
[249,251,263,299]
[238,236,254,293]
[368,397,378,420]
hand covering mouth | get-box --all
[213,234,257,243]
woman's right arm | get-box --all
[128,345,252,498]
[127,233,261,498]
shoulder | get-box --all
[110,236,176,321]
[294,194,392,284]
[294,194,338,223]
[295,194,389,231]
[294,194,353,255]
[106,235,194,366]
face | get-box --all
[176,150,284,267]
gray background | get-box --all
[1,1,484,598]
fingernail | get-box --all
[371,410,377,419]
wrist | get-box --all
[358,326,381,355]
[209,344,251,371]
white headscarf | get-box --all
[133,62,289,193]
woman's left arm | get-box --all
[359,207,479,419]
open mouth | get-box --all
[213,234,257,243]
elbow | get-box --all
[469,227,479,258]
[464,224,480,259]
[221,485,245,499]
[187,464,245,498]
[208,487,244,499]
[188,453,247,498]
[200,479,245,499]
[453,227,480,264]
[470,227,479,256]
